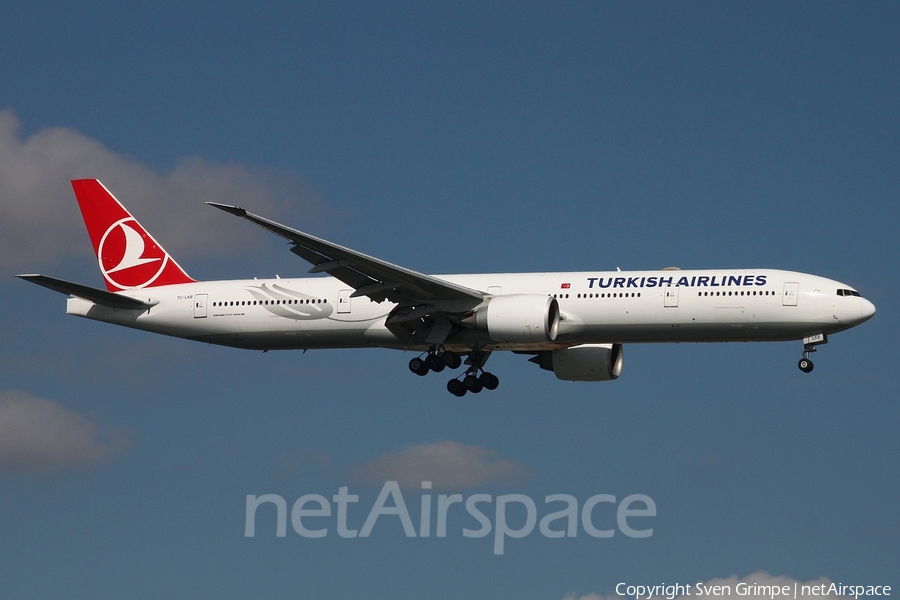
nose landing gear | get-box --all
[798,334,827,373]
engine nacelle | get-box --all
[472,294,560,343]
[531,343,624,381]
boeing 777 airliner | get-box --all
[18,180,876,396]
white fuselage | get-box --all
[65,268,875,353]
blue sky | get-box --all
[1,2,897,598]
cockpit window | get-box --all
[836,289,861,297]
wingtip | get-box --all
[206,202,247,217]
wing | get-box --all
[17,274,157,309]
[207,203,484,312]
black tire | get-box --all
[447,379,466,397]
[426,354,445,373]
[443,352,462,369]
[463,375,484,393]
[480,372,499,390]
[798,358,814,373]
[409,357,428,376]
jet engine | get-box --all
[530,343,624,381]
[470,294,560,343]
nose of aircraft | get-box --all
[860,298,876,322]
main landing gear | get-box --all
[409,347,500,396]
[408,347,461,375]
[446,369,499,397]
[798,334,827,373]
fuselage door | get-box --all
[664,285,679,307]
[337,289,352,314]
[783,282,799,306]
[193,294,208,318]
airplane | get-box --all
[18,179,876,396]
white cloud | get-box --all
[0,109,326,273]
[563,572,840,600]
[348,440,533,491]
[0,390,128,475]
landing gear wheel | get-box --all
[798,358,814,373]
[447,379,467,397]
[463,374,484,393]
[442,352,462,369]
[426,354,445,373]
[480,372,499,390]
[409,357,429,376]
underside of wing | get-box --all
[16,274,157,310]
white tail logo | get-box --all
[97,218,169,290]
[105,221,161,273]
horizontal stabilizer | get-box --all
[16,274,157,309]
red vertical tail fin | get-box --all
[71,179,195,291]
